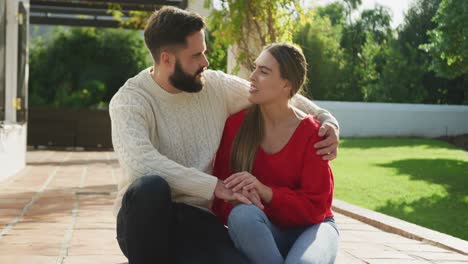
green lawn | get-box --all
[331,138,468,240]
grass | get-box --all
[331,138,468,240]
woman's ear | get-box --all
[283,80,293,98]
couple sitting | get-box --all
[110,6,338,264]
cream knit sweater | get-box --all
[109,67,338,216]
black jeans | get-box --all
[116,175,249,264]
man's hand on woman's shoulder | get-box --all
[314,123,339,161]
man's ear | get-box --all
[160,51,175,67]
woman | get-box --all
[211,43,338,264]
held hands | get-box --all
[225,172,272,204]
[314,123,340,161]
[214,180,264,209]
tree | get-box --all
[205,0,302,72]
[391,0,467,104]
[294,12,345,100]
[380,0,439,104]
[317,2,346,26]
[360,5,392,45]
[421,0,468,79]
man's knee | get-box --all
[125,175,171,205]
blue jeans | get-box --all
[227,204,339,264]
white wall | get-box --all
[0,124,26,182]
[315,101,468,138]
[0,0,28,181]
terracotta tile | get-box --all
[412,252,468,261]
[362,260,431,264]
[67,245,123,256]
[335,250,366,263]
[346,248,416,260]
[0,216,15,224]
[1,234,64,244]
[63,255,127,264]
[8,228,66,236]
[0,203,27,209]
[73,222,116,230]
[0,208,23,216]
[0,255,58,264]
[386,243,451,253]
[0,244,60,255]
[12,222,70,229]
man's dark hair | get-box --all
[144,6,205,63]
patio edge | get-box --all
[332,199,468,255]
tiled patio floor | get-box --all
[0,150,467,264]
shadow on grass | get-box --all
[375,158,468,240]
[340,138,461,150]
[375,194,467,241]
[378,158,467,193]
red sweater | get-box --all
[212,110,334,228]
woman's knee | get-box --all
[227,204,266,229]
[285,222,339,264]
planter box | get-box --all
[28,107,112,149]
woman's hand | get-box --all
[215,180,264,209]
[224,172,273,203]
[227,188,264,210]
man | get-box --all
[109,6,340,264]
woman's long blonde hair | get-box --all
[230,43,308,173]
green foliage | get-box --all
[206,27,228,72]
[293,0,466,104]
[107,3,153,30]
[298,2,393,102]
[317,2,346,26]
[376,0,438,104]
[29,27,151,108]
[389,0,467,105]
[421,0,468,79]
[294,12,346,100]
[206,0,302,72]
[55,80,106,108]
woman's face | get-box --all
[248,50,291,105]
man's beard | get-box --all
[169,59,205,93]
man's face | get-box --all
[169,58,205,93]
[169,30,209,93]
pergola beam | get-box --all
[30,0,187,27]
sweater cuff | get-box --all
[197,173,218,201]
[265,187,282,212]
